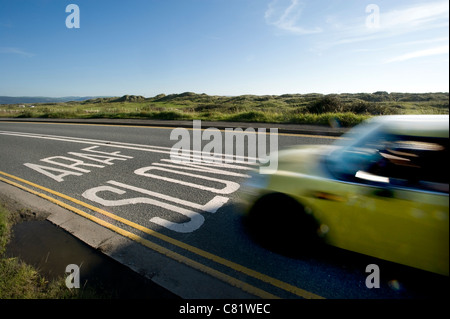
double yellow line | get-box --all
[0,170,324,299]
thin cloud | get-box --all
[265,0,322,35]
[392,37,449,48]
[322,0,449,49]
[0,47,35,58]
[384,45,449,63]
[380,1,449,31]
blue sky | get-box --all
[0,0,448,97]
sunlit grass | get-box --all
[1,92,447,127]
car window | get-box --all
[327,129,449,194]
[326,123,391,181]
[367,135,449,193]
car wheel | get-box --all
[245,193,322,256]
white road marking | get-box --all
[1,129,255,233]
[23,162,84,182]
[82,184,205,233]
[0,130,261,163]
[134,166,241,195]
[107,180,229,213]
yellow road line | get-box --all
[0,120,341,139]
[0,170,325,299]
[0,174,277,299]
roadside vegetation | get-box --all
[1,92,448,127]
[0,202,103,299]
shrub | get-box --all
[226,111,270,122]
[306,95,343,114]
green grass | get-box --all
[0,203,9,256]
[1,92,448,127]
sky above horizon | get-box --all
[0,0,448,97]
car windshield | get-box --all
[325,120,387,181]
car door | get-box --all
[345,135,449,276]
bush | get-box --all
[17,110,34,118]
[290,112,368,127]
[151,110,192,120]
[226,111,271,122]
[306,95,343,114]
[344,101,396,115]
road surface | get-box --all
[0,120,447,300]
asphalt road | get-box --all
[0,120,448,300]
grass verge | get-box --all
[0,202,104,299]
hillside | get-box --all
[1,92,448,127]
[0,96,110,105]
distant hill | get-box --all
[2,92,448,106]
[1,92,447,127]
[0,96,110,104]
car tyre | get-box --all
[245,193,322,256]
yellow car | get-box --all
[240,115,449,276]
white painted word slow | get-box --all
[82,158,251,233]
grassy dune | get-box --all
[1,92,448,127]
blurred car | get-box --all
[240,115,449,276]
